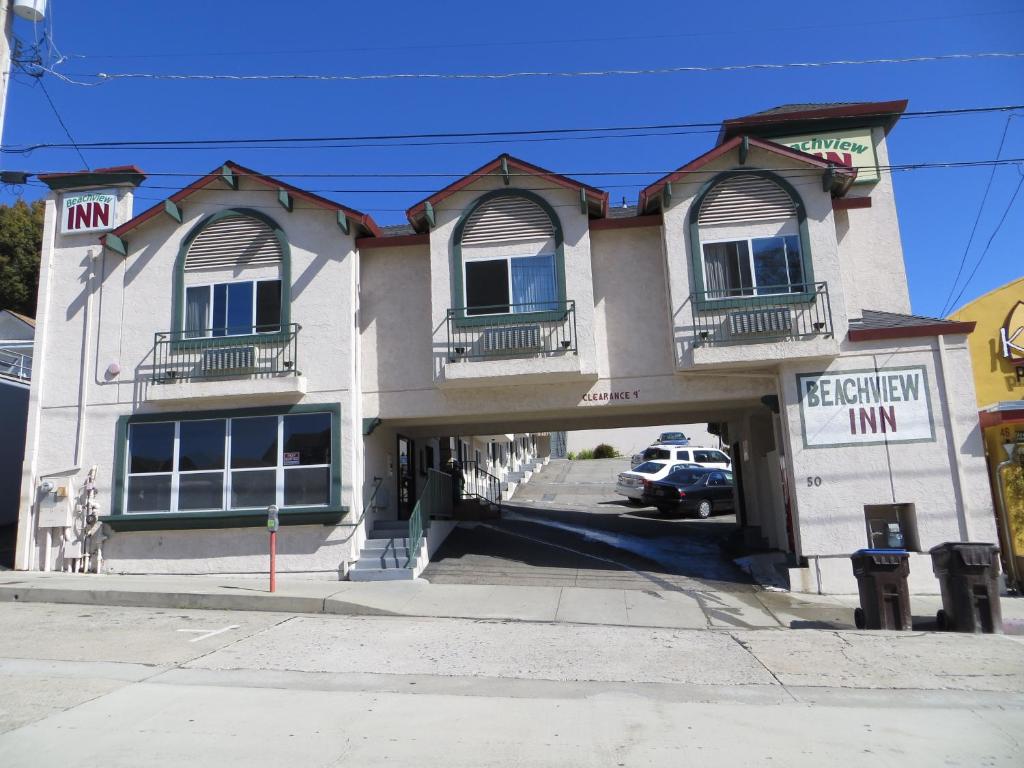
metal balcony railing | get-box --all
[690,282,833,347]
[445,301,577,362]
[0,345,33,383]
[152,324,301,384]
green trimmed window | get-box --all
[124,411,333,514]
[689,172,815,307]
[452,190,567,321]
[174,209,292,339]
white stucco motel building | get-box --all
[14,100,997,593]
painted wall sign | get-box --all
[60,189,118,234]
[796,366,935,448]
[1000,301,1024,364]
[581,389,640,404]
[774,129,879,183]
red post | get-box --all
[269,530,277,593]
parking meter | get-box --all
[267,504,279,592]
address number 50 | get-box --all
[806,476,823,487]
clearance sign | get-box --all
[774,129,879,183]
[796,367,935,448]
[60,189,118,235]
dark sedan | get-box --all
[641,467,735,518]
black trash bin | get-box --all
[929,542,1003,634]
[851,549,912,630]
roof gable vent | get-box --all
[461,196,555,246]
[185,214,283,271]
[698,175,796,226]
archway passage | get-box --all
[363,402,790,592]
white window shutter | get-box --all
[698,175,796,226]
[461,196,555,246]
[185,215,283,271]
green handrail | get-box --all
[405,469,453,568]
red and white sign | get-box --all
[61,189,118,234]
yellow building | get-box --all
[950,277,1024,590]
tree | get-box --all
[0,199,45,317]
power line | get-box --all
[42,51,1024,87]
[22,158,1024,195]
[3,104,1021,155]
[944,172,1024,313]
[939,115,1015,316]
[29,75,89,170]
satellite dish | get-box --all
[13,1,47,23]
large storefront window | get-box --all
[125,411,332,514]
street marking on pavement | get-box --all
[176,625,240,643]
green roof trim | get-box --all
[362,417,382,436]
[220,165,238,189]
[337,210,350,235]
[163,199,183,223]
[278,188,293,212]
[104,233,128,256]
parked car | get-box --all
[630,445,731,470]
[615,459,701,504]
[657,431,690,445]
[641,467,735,518]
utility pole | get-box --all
[0,1,14,154]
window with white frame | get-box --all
[463,254,558,316]
[184,279,282,337]
[124,412,332,514]
[701,235,804,298]
[697,174,806,299]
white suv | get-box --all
[630,445,731,470]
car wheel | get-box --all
[695,499,712,519]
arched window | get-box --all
[452,190,566,319]
[689,172,813,303]
[173,209,291,339]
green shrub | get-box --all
[593,443,619,459]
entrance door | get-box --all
[397,435,416,520]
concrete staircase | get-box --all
[348,521,421,581]
[501,459,546,497]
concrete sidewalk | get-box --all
[3,570,1023,632]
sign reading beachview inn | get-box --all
[774,129,879,183]
[797,367,934,448]
[60,189,118,234]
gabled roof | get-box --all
[848,309,975,342]
[718,100,908,144]
[638,135,856,214]
[1,309,35,328]
[106,161,380,243]
[37,165,147,191]
[405,153,609,233]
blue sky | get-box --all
[1,0,1021,317]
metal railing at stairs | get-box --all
[404,469,453,568]
[459,460,502,513]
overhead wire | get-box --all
[38,51,1024,88]
[2,104,1021,156]
[939,115,1015,315]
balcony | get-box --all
[147,323,306,403]
[0,343,33,384]
[683,282,838,367]
[438,301,589,388]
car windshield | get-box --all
[643,448,670,461]
[659,432,686,442]
[633,461,667,474]
[664,469,707,485]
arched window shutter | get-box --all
[461,196,555,246]
[697,175,796,226]
[184,215,283,271]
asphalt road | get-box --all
[1,602,1023,767]
[423,458,753,591]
